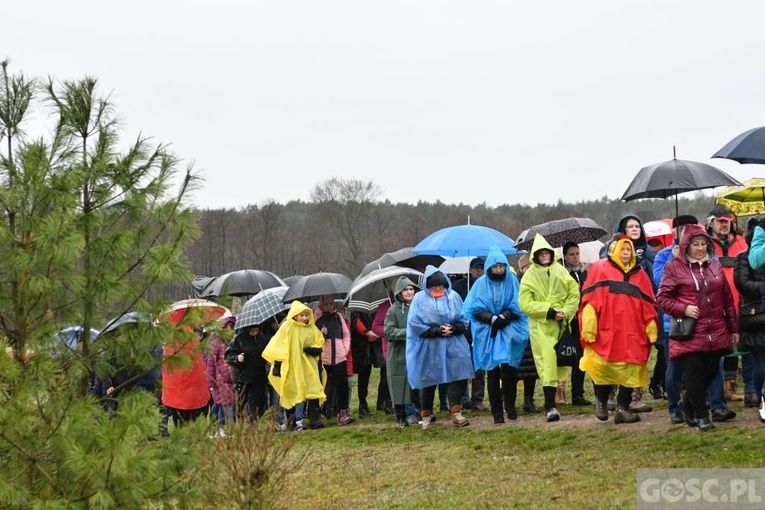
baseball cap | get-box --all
[469,257,485,268]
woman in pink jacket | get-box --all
[315,295,354,425]
[657,224,739,432]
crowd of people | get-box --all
[99,203,765,435]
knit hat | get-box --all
[672,215,698,229]
[517,253,531,271]
[425,272,448,288]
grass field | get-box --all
[272,369,763,509]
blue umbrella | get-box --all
[412,224,517,257]
[712,126,765,165]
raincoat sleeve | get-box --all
[384,304,405,342]
[580,304,598,344]
[750,226,765,270]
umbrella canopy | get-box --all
[514,217,607,251]
[715,177,765,217]
[282,275,304,287]
[358,247,444,279]
[195,269,285,299]
[236,286,290,329]
[412,224,517,257]
[621,156,742,218]
[282,272,353,304]
[164,299,231,326]
[101,312,153,335]
[712,127,765,165]
[190,276,217,298]
[346,266,423,313]
[54,326,100,351]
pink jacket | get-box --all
[206,336,235,405]
[314,308,351,366]
[656,225,737,360]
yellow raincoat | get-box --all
[261,301,327,409]
[519,234,581,387]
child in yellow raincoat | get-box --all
[262,301,327,430]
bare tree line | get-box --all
[155,178,719,300]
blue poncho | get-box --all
[462,244,529,371]
[406,265,475,389]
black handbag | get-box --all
[739,301,765,332]
[669,315,697,341]
[556,324,578,367]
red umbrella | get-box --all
[164,298,231,326]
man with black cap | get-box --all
[654,214,737,424]
[452,257,488,411]
[706,204,756,406]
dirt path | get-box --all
[390,399,765,433]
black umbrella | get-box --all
[514,217,607,251]
[712,126,765,164]
[358,247,444,279]
[621,151,742,218]
[196,269,285,299]
[282,272,353,303]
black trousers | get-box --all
[486,364,517,416]
[323,361,349,414]
[682,351,722,419]
[357,363,391,408]
[420,380,468,411]
[594,384,632,408]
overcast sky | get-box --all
[6,1,765,210]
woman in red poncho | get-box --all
[579,235,658,425]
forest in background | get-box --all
[154,178,724,301]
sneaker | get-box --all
[217,427,226,438]
[649,384,664,400]
[277,423,288,433]
[309,418,325,430]
[294,419,305,432]
[338,410,354,426]
[758,403,765,423]
[710,409,736,422]
[545,408,561,422]
[595,400,609,421]
[669,412,685,425]
[421,412,433,430]
[406,415,420,426]
[697,417,715,432]
[745,392,760,408]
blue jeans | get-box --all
[405,403,418,419]
[752,350,765,405]
[216,404,234,427]
[708,361,726,412]
[664,333,684,415]
[743,353,755,393]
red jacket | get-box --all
[709,230,748,309]
[657,225,737,360]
